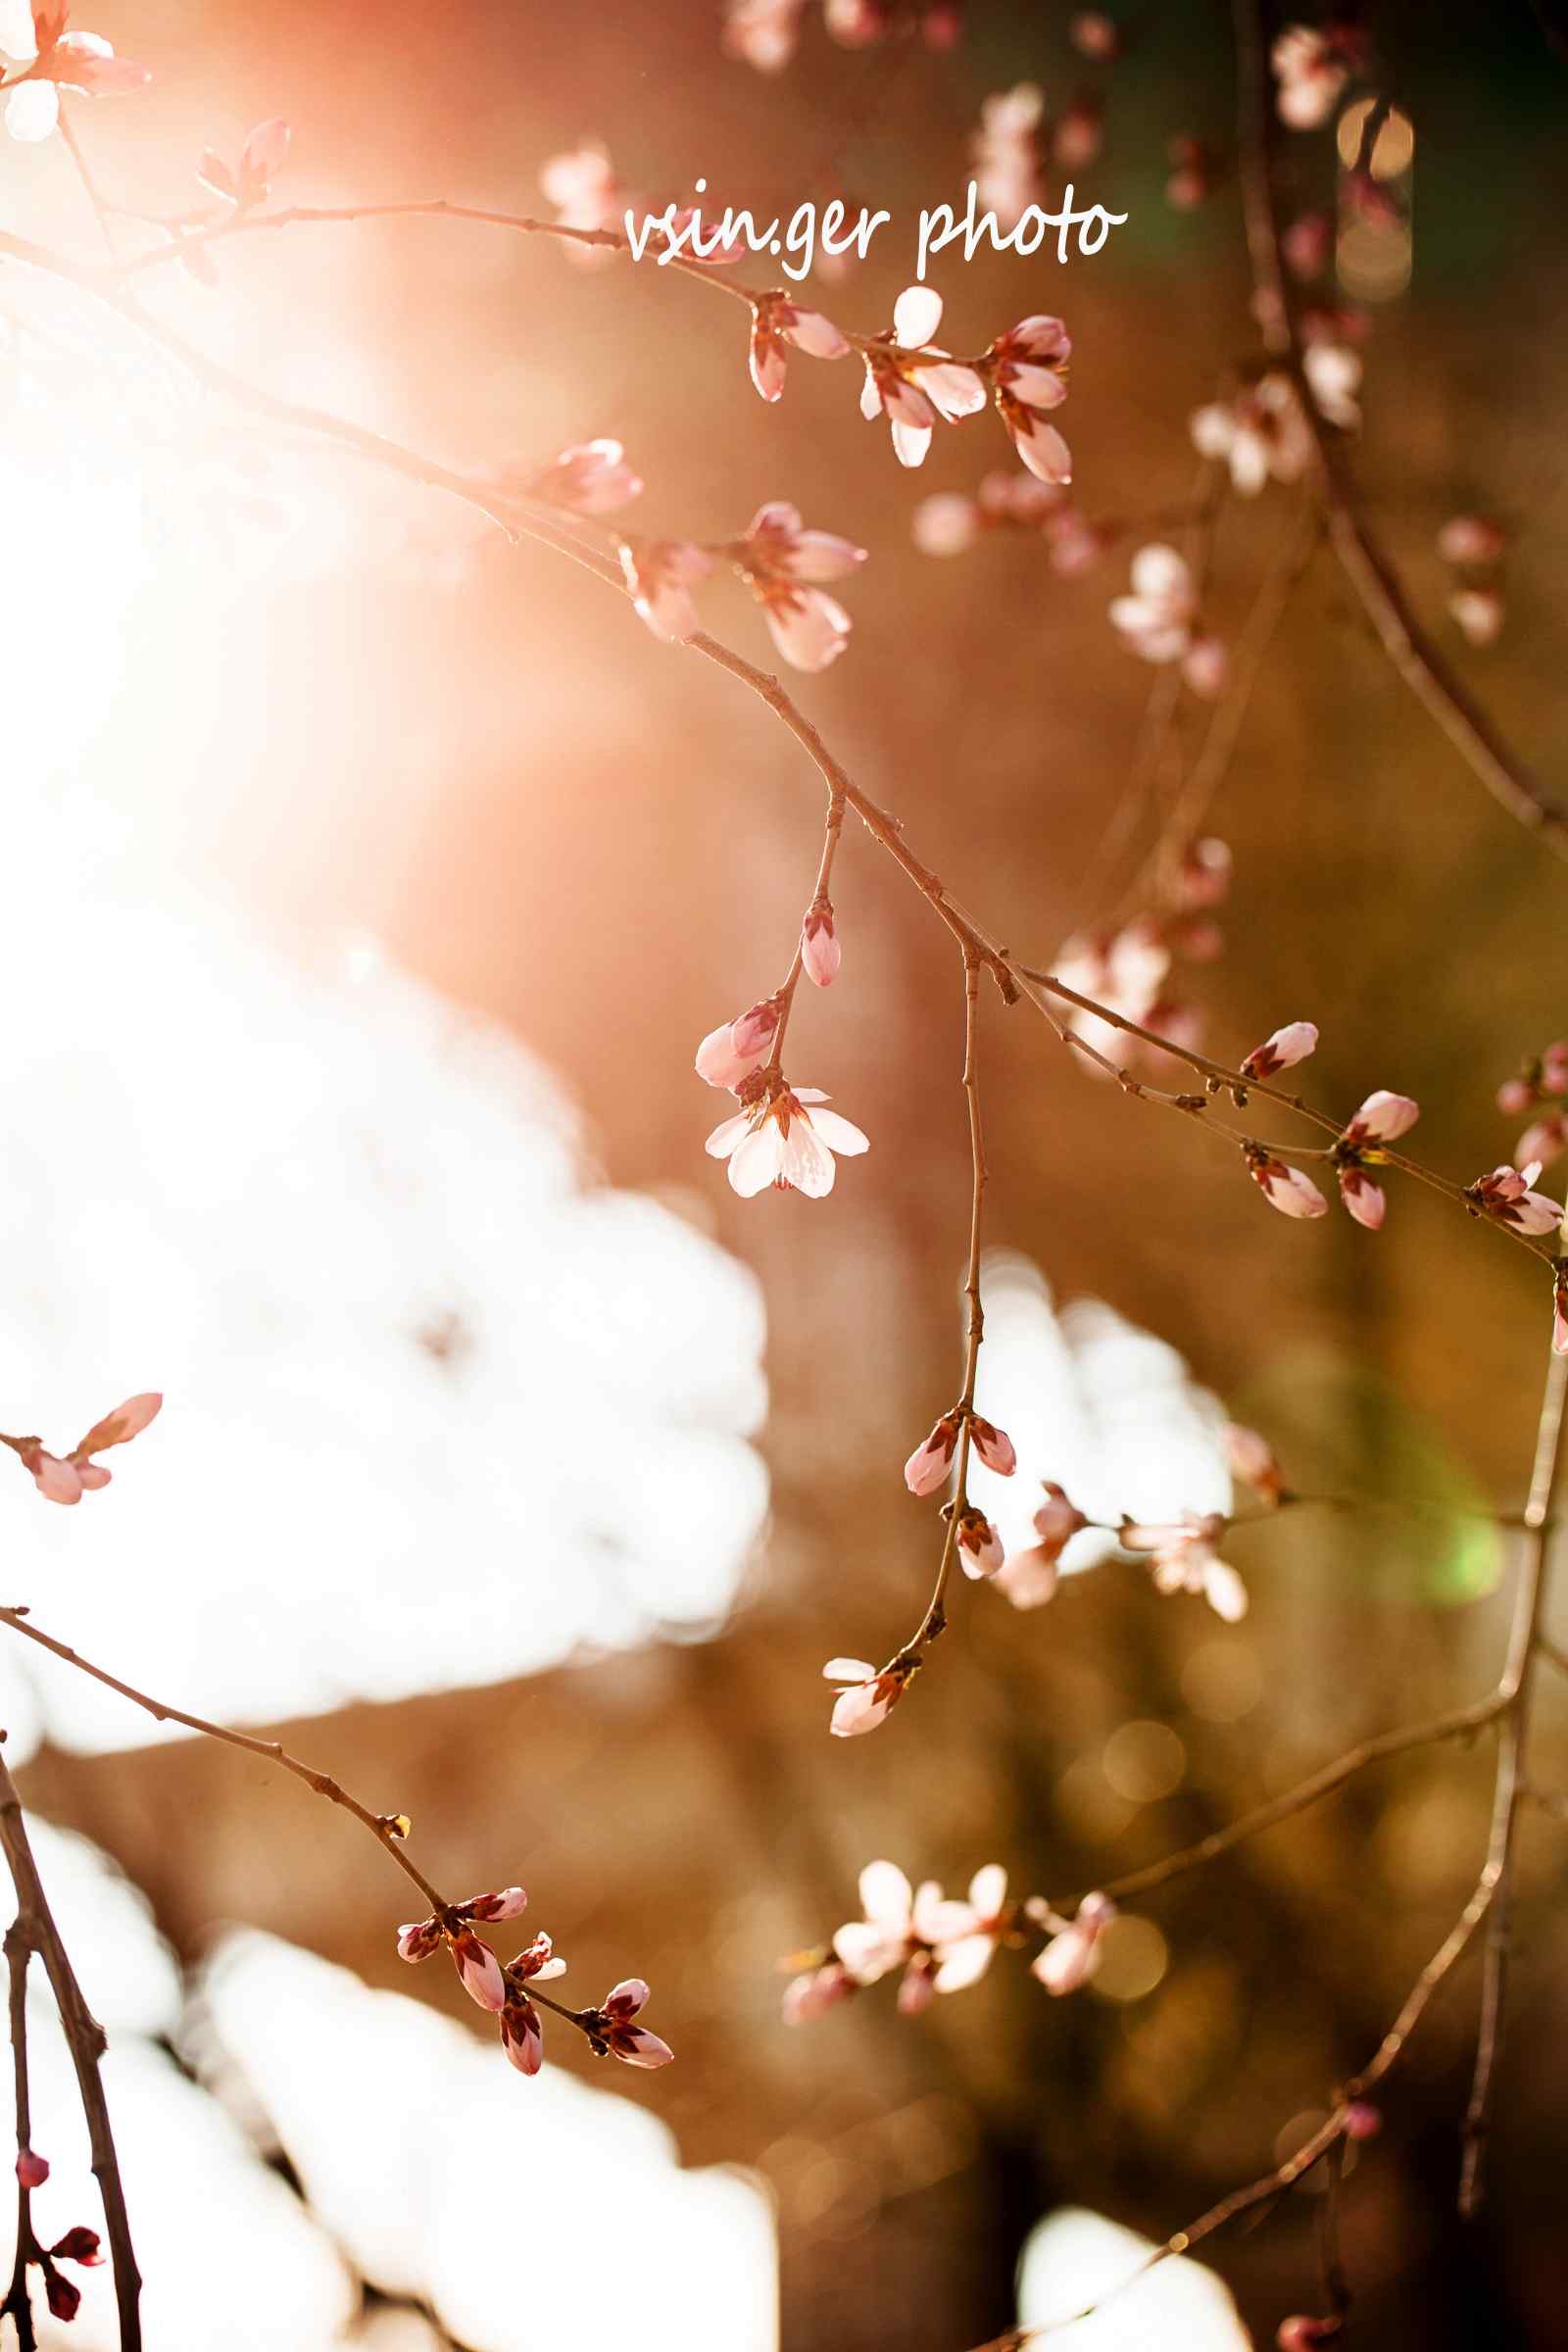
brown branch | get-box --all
[0,1749,140,2350]
[1230,0,1568,857]
[0,1607,445,1913]
[1458,1341,1568,2212]
[3,1920,40,2352]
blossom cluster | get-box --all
[782,1860,1117,2024]
[1440,513,1508,649]
[396,1886,672,2078]
[722,0,961,74]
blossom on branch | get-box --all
[956,1507,1004,1578]
[705,1078,868,1198]
[197,117,291,208]
[695,998,780,1091]
[525,438,644,515]
[1241,1020,1318,1081]
[6,1391,163,1507]
[823,1655,915,1738]
[801,897,841,988]
[1191,376,1312,496]
[1467,1161,1562,1236]
[833,1861,974,2013]
[588,1978,674,2068]
[1121,1510,1248,1619]
[986,314,1073,484]
[781,1956,855,2023]
[1032,1890,1116,1993]
[1109,545,1224,693]
[748,292,851,402]
[932,1864,1012,1990]
[497,1932,569,2077]
[1224,1423,1284,1506]
[2,5,149,143]
[395,1886,529,2013]
[619,536,713,643]
[994,1481,1088,1608]
[1271,23,1366,130]
[861,286,988,469]
[1334,1089,1419,1229]
[733,500,866,672]
[1245,1146,1329,1222]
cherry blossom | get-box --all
[1121,1511,1249,1619]
[986,315,1073,484]
[1301,338,1362,431]
[721,0,807,70]
[496,1932,569,2077]
[1245,1146,1330,1222]
[1468,1162,1562,1237]
[1109,544,1219,692]
[1032,1891,1116,1993]
[395,1886,529,2013]
[748,292,851,402]
[1191,376,1312,496]
[1241,1020,1318,1080]
[15,2151,48,2189]
[801,898,841,987]
[1174,837,1233,910]
[833,1861,974,2012]
[955,1507,1004,1578]
[781,1957,855,2024]
[733,501,866,672]
[197,117,291,208]
[823,1654,914,1738]
[7,1391,163,1507]
[1438,514,1506,567]
[1225,1423,1284,1506]
[932,1864,1012,1991]
[970,84,1044,231]
[905,1411,959,1494]
[619,537,713,643]
[705,1079,868,1198]
[2,5,148,142]
[695,997,780,1091]
[1449,586,1504,648]
[538,141,622,262]
[1070,10,1120,60]
[994,1481,1088,1609]
[589,1979,674,2068]
[526,438,643,515]
[861,286,987,468]
[1271,24,1361,130]
[969,1414,1016,1474]
[1333,1089,1419,1229]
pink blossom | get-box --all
[695,998,780,1091]
[15,2151,48,2189]
[1182,634,1229,699]
[987,315,1073,485]
[1241,1020,1318,1080]
[979,468,1064,525]
[1552,1273,1568,1359]
[1521,1114,1568,1171]
[755,579,856,671]
[705,1083,868,1198]
[1122,1511,1248,1619]
[1191,375,1312,495]
[905,1412,959,1495]
[1545,1041,1568,1094]
[823,1656,912,1738]
[741,501,866,584]
[619,537,712,644]
[1069,11,1120,60]
[1337,1166,1386,1229]
[500,1996,545,2075]
[722,0,807,71]
[833,1860,975,2001]
[1282,212,1332,280]
[748,292,851,402]
[198,118,292,207]
[956,1508,1004,1579]
[1271,25,1355,130]
[450,1930,508,2012]
[1449,586,1504,648]
[994,1482,1089,1609]
[1344,1090,1419,1146]
[912,493,983,558]
[1246,1150,1329,1222]
[781,1957,855,2024]
[1343,2099,1382,2140]
[735,502,865,672]
[1173,837,1233,910]
[1469,1162,1562,1236]
[4,8,149,142]
[395,1889,530,2013]
[9,1391,163,1506]
[861,286,988,468]
[1224,1423,1283,1506]
[538,141,621,261]
[1496,1075,1536,1117]
[1033,1891,1116,1994]
[529,438,643,515]
[1438,514,1506,567]
[969,1414,1016,1475]
[594,1978,674,2068]
[933,1863,1011,1991]
[1302,340,1361,431]
[801,900,841,988]
[1109,545,1199,665]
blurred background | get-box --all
[3,0,1568,2344]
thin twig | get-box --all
[2,1920,39,2352]
[0,1750,140,2350]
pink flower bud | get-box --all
[905,1414,959,1495]
[1518,1114,1568,1172]
[1343,2099,1381,2141]
[956,1509,1004,1579]
[1344,1090,1419,1145]
[1338,1167,1386,1229]
[1449,585,1504,648]
[801,902,841,988]
[730,999,781,1058]
[450,1930,508,2013]
[1241,1020,1318,1081]
[1276,2322,1343,2351]
[49,2227,103,2265]
[1246,1151,1328,1220]
[463,1886,528,1924]
[1224,1422,1283,1504]
[46,2274,80,2324]
[16,2150,48,2189]
[1496,1075,1535,1115]
[395,1916,443,1963]
[968,1415,1016,1476]
[1437,514,1505,567]
[1033,1892,1115,1994]
[1542,1040,1568,1094]
[239,117,291,195]
[695,1000,778,1090]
